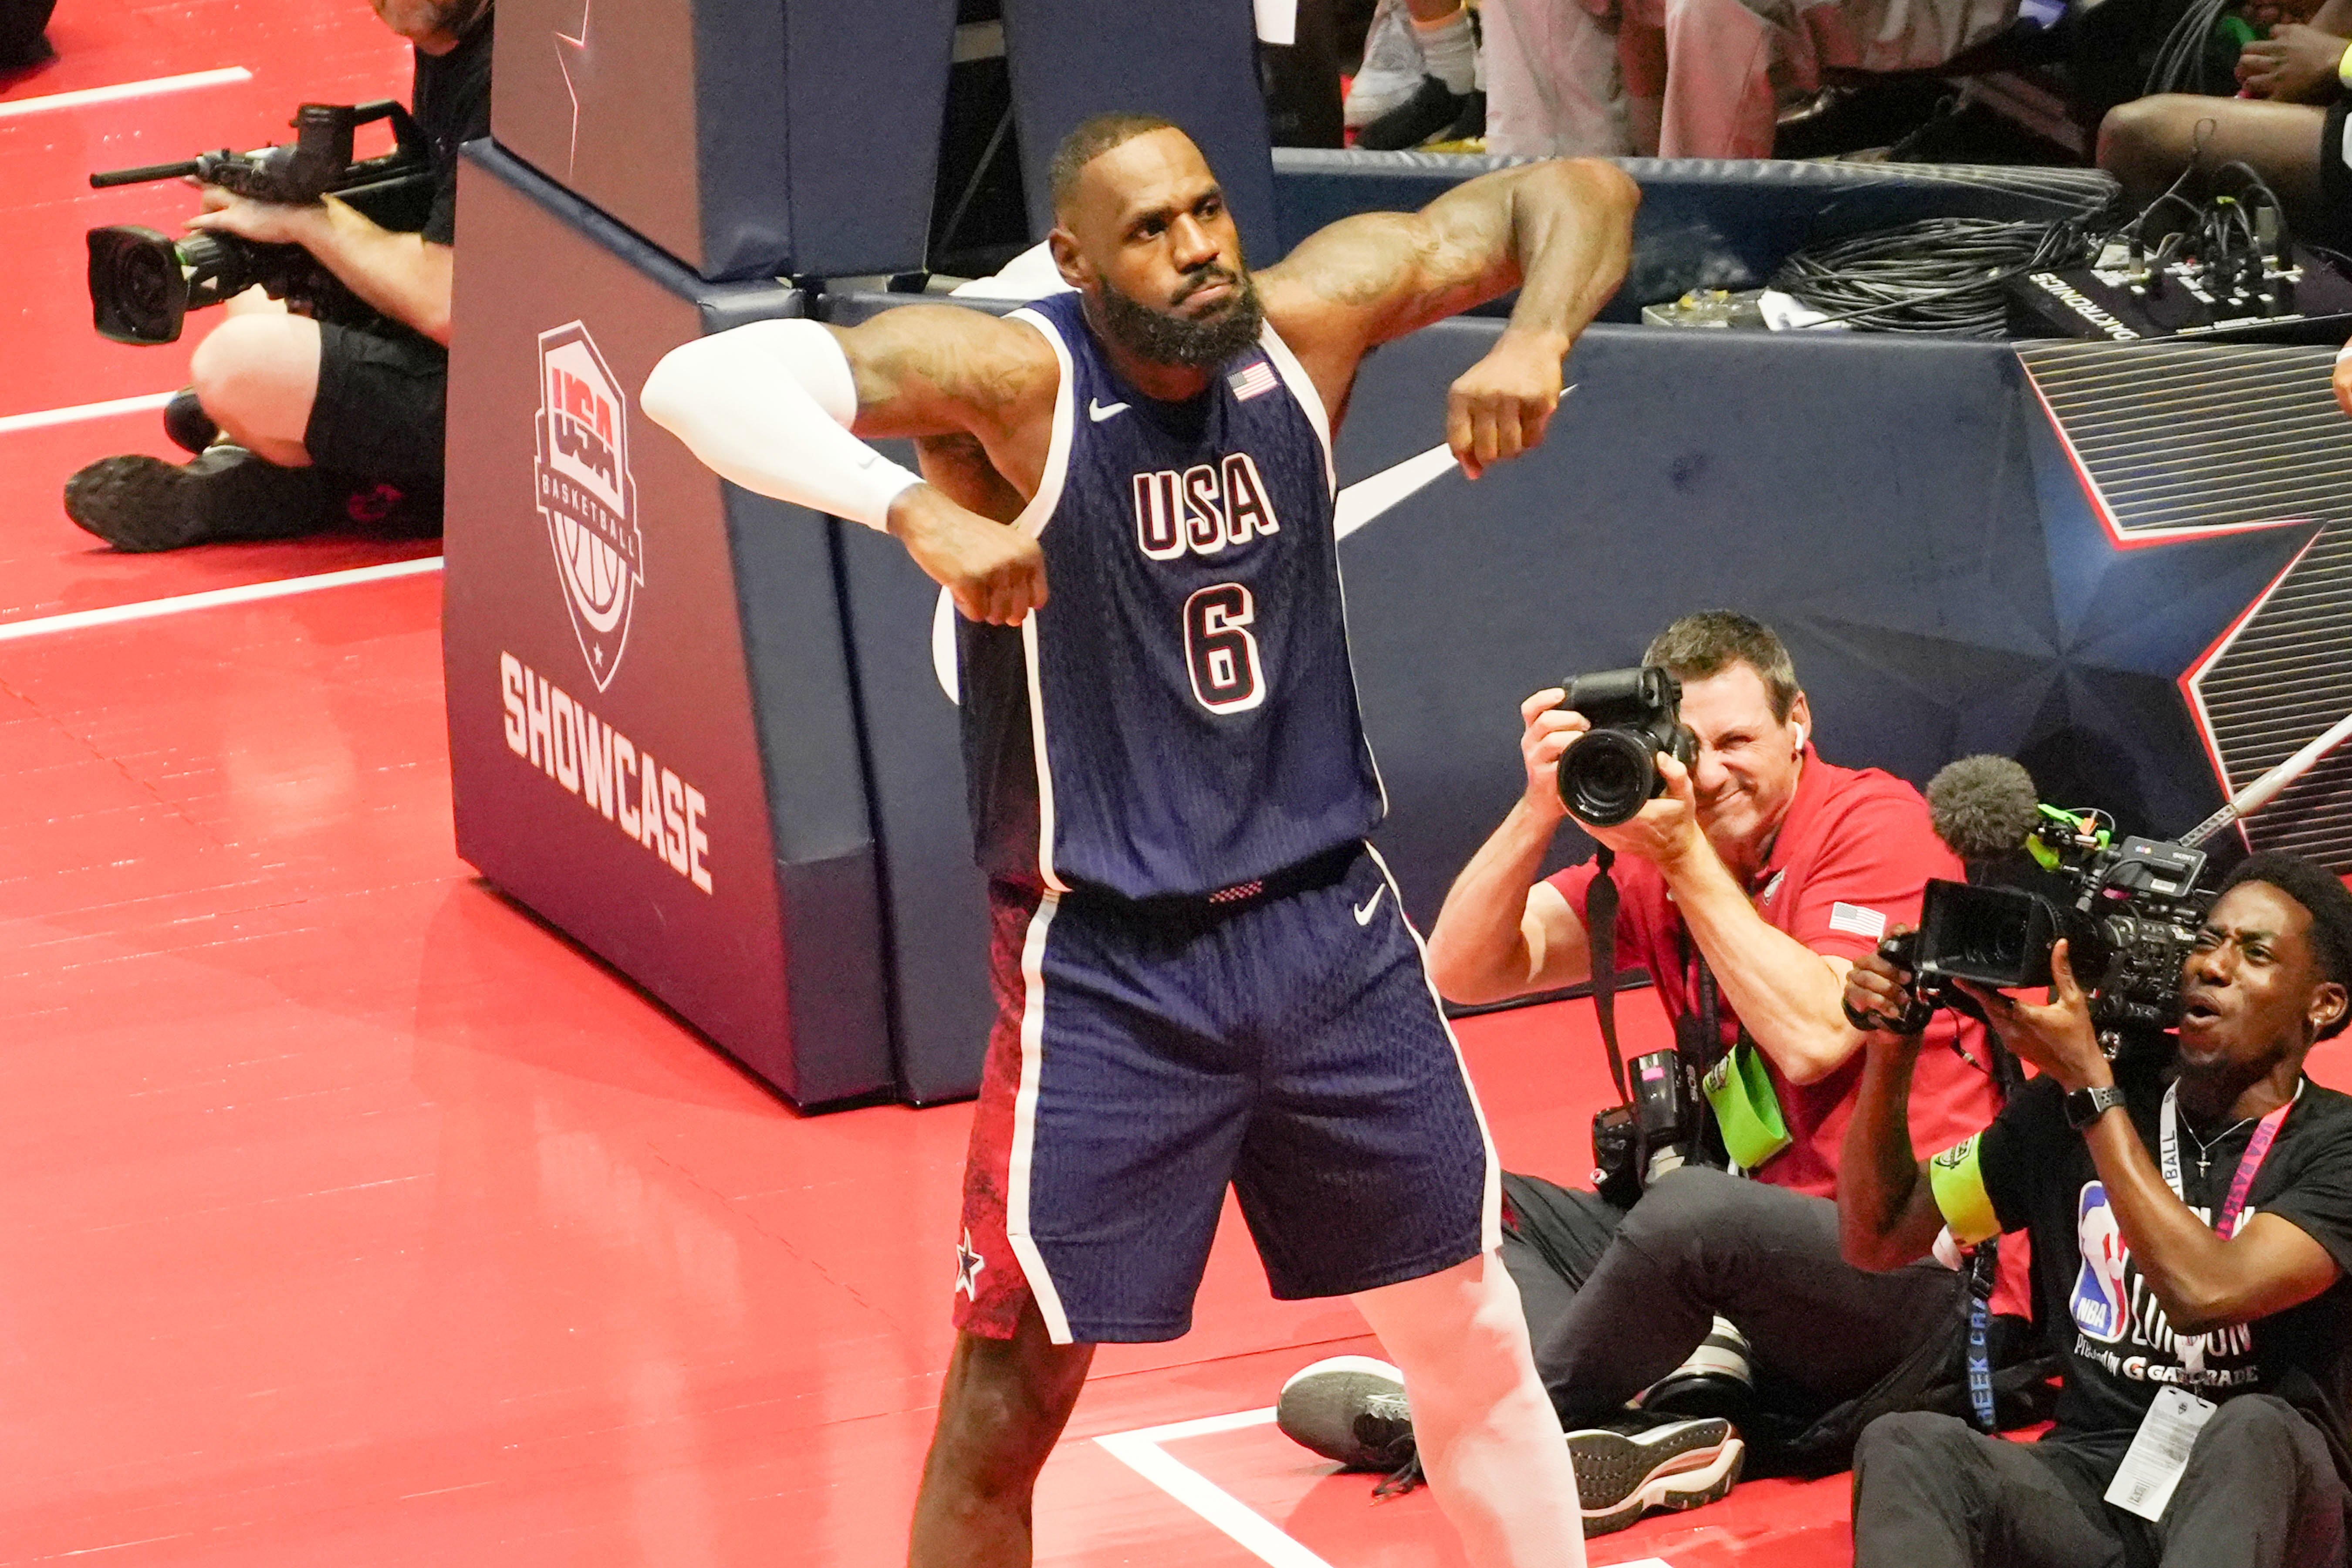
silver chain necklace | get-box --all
[2180,1112,2257,1179]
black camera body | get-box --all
[1555,666,1700,828]
[1893,829,2208,1043]
[85,101,433,345]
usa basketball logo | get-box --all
[534,321,644,691]
[2070,1182,2131,1343]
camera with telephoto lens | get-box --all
[1860,808,2210,1051]
[1554,666,1701,828]
[85,101,433,345]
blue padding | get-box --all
[490,0,953,281]
[1002,0,1279,260]
[1271,150,2119,317]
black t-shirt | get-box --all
[1980,1057,2352,1477]
[412,6,493,246]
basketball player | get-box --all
[640,115,1639,1568]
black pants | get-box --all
[1502,1166,1963,1430]
[1852,1399,2350,1568]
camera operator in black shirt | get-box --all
[1840,852,2352,1568]
[64,0,492,551]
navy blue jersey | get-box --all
[959,291,1386,900]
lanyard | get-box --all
[2155,1080,2298,1377]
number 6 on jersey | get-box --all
[1184,583,1266,714]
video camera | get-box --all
[1554,666,1699,828]
[85,101,433,345]
[1862,803,2210,1052]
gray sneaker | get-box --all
[1345,0,1424,129]
[1275,1355,1416,1471]
[1567,1414,1745,1536]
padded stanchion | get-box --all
[1000,0,1280,260]
[490,0,956,281]
[444,143,893,1108]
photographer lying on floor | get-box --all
[63,0,491,552]
[1276,612,2016,1535]
[1841,853,2352,1568]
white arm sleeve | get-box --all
[638,318,922,531]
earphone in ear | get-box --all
[1792,725,1806,751]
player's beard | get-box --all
[1095,264,1265,372]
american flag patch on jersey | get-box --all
[1230,361,1277,401]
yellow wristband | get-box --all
[2337,41,2352,91]
[1928,1132,2001,1245]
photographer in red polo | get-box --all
[1276,612,2010,1536]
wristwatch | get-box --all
[2065,1083,2126,1131]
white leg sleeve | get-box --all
[1354,1252,1588,1568]
[638,318,920,531]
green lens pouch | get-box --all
[1702,1037,1793,1170]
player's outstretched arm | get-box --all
[1260,159,1639,477]
[640,308,1058,625]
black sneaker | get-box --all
[1567,1415,1744,1536]
[1639,1316,1757,1423]
[162,387,219,456]
[63,446,335,552]
[1275,1356,1417,1471]
[1356,75,1470,151]
[1437,89,1486,145]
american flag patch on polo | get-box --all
[1829,902,1888,940]
[1230,361,1277,401]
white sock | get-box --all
[1413,6,1477,95]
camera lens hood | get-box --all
[1560,729,1659,828]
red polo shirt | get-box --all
[1547,748,2001,1202]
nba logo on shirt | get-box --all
[2071,1182,2130,1343]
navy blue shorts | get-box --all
[955,843,1499,1345]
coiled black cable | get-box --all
[1770,216,2102,338]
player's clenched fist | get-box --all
[1446,331,1566,480]
[889,485,1049,625]
[2334,349,2352,422]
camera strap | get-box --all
[1587,847,1632,1106]
[1695,953,1721,1068]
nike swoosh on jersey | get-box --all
[1088,398,1130,422]
[1353,887,1386,925]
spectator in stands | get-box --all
[1840,854,2352,1568]
[1478,0,2013,158]
[1276,612,2011,1537]
[1347,0,1487,148]
[61,0,491,551]
[2098,2,2352,258]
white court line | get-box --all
[0,392,177,437]
[1097,1409,1336,1568]
[1095,1407,1676,1568]
[0,555,442,644]
[0,66,251,119]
